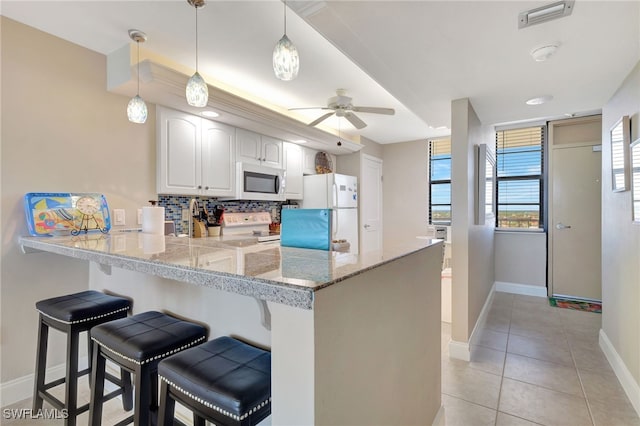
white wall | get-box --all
[382,139,429,245]
[495,232,546,288]
[600,60,640,410]
[450,98,495,343]
[0,17,156,391]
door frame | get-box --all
[547,115,602,299]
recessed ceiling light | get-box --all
[201,110,219,118]
[530,44,559,62]
[293,139,307,144]
[526,95,554,105]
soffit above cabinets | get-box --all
[107,46,362,155]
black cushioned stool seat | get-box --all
[157,336,271,426]
[88,311,207,426]
[33,290,132,426]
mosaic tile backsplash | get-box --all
[158,195,298,235]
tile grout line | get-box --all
[493,295,514,426]
[564,319,597,426]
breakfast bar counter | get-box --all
[19,233,444,425]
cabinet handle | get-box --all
[205,186,209,190]
[198,185,202,189]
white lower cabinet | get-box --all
[157,106,235,197]
[284,142,303,200]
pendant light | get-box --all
[273,0,299,81]
[186,0,209,107]
[127,30,148,124]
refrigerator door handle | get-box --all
[332,209,338,237]
[332,183,339,208]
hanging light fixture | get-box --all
[127,29,148,124]
[186,0,209,107]
[273,0,299,81]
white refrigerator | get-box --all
[301,173,359,254]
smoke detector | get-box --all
[530,44,559,62]
[519,1,574,29]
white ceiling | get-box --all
[3,1,639,145]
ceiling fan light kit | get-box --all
[273,0,299,81]
[186,0,209,107]
[127,29,148,124]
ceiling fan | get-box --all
[289,89,395,129]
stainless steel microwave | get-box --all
[236,162,285,201]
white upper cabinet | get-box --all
[236,128,283,168]
[283,142,304,200]
[303,147,318,175]
[157,106,235,197]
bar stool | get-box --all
[88,311,208,426]
[157,336,271,426]
[33,290,133,426]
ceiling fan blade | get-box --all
[308,112,335,127]
[289,107,334,111]
[344,112,367,129]
[351,106,395,115]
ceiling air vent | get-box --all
[518,0,575,29]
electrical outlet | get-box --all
[113,209,126,226]
[137,209,143,225]
[182,209,190,221]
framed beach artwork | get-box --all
[610,115,630,192]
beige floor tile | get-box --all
[485,308,512,333]
[579,368,635,406]
[569,340,613,372]
[499,378,592,426]
[509,318,567,343]
[469,345,506,376]
[442,359,502,409]
[496,411,544,426]
[504,353,583,396]
[507,333,574,367]
[442,394,497,426]
[474,328,509,351]
[589,397,640,426]
[493,291,516,305]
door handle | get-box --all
[364,224,371,229]
[556,223,572,230]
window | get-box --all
[495,126,545,229]
[429,138,452,225]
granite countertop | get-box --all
[18,233,441,310]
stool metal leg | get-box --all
[88,343,106,426]
[32,316,48,411]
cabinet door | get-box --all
[284,143,303,200]
[303,147,318,175]
[236,128,262,165]
[157,107,201,194]
[261,135,283,169]
[201,120,236,197]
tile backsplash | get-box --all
[158,195,298,235]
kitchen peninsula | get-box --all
[19,233,443,425]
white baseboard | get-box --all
[599,329,640,417]
[449,282,497,361]
[432,404,445,426]
[495,281,547,298]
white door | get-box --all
[550,142,602,301]
[361,155,383,253]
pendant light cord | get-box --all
[283,0,287,36]
[136,40,140,96]
[195,5,199,72]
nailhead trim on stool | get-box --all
[32,290,132,426]
[88,311,208,426]
[157,336,271,426]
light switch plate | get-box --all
[113,209,125,226]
